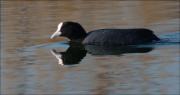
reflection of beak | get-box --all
[50,50,64,66]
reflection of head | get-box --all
[50,50,64,66]
[50,43,87,65]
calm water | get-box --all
[1,1,180,95]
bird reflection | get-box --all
[85,45,153,55]
[50,42,87,66]
[50,42,154,66]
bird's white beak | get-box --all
[50,22,63,39]
[50,30,61,39]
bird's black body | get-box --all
[51,21,160,46]
[83,29,159,45]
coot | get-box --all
[50,21,160,45]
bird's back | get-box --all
[83,29,159,45]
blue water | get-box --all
[18,32,179,94]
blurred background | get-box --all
[1,1,179,95]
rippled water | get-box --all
[1,1,180,95]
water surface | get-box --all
[1,1,180,95]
